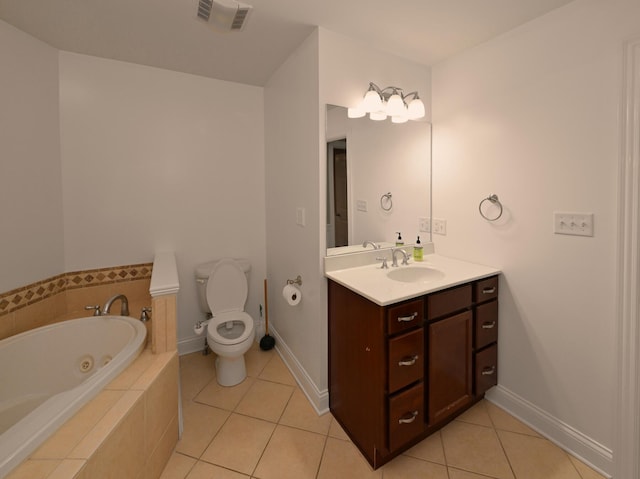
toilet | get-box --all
[195,258,255,386]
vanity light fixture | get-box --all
[348,82,426,122]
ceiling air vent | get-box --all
[197,0,253,32]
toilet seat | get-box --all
[207,311,254,345]
[205,258,254,346]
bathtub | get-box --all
[0,315,147,477]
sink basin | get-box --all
[386,266,445,283]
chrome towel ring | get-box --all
[479,194,503,221]
[380,192,393,211]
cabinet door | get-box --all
[428,311,473,424]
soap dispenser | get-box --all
[395,232,404,246]
[413,236,423,262]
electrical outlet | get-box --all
[433,218,447,235]
[554,212,593,237]
[419,217,430,233]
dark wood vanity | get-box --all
[328,274,499,468]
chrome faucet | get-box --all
[102,294,130,316]
[391,248,409,267]
[362,240,380,250]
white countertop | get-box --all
[325,253,500,306]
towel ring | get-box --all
[479,194,503,221]
[380,192,393,211]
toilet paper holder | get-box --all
[286,275,303,287]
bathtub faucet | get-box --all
[102,294,130,316]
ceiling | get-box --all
[0,0,574,86]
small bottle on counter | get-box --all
[413,235,423,262]
[395,232,404,246]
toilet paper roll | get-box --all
[282,284,302,306]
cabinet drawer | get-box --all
[474,276,498,303]
[475,300,498,350]
[389,383,424,451]
[387,298,424,335]
[475,344,498,396]
[427,284,471,320]
[388,329,424,393]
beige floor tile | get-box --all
[175,402,230,458]
[200,414,275,475]
[568,455,607,479]
[317,437,381,479]
[253,425,326,479]
[328,416,350,441]
[381,455,449,479]
[259,353,297,386]
[186,461,250,478]
[486,402,541,437]
[179,352,216,402]
[455,400,493,427]
[448,467,499,479]
[234,379,294,422]
[441,421,514,479]
[245,346,275,378]
[194,375,254,411]
[403,430,446,464]
[497,430,582,479]
[279,388,332,434]
[159,452,196,479]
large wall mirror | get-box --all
[325,105,432,255]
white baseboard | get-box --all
[177,335,206,356]
[486,385,612,478]
[269,325,329,415]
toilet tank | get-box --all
[195,258,251,314]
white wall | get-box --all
[59,52,266,349]
[0,21,64,292]
[431,0,640,473]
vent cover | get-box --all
[197,0,252,31]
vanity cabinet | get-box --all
[328,274,499,469]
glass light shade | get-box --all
[385,93,405,117]
[347,106,366,118]
[407,98,426,119]
[369,111,387,121]
[362,90,383,113]
[391,115,408,124]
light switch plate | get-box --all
[356,200,368,212]
[553,212,593,237]
[433,218,447,235]
[296,207,306,227]
[419,217,430,233]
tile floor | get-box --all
[160,345,606,479]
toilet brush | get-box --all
[260,279,275,351]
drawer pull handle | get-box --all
[481,321,496,329]
[398,410,419,424]
[397,312,418,322]
[481,366,496,376]
[398,355,419,367]
[482,287,496,294]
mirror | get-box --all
[325,105,432,255]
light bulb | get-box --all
[369,111,387,121]
[391,115,408,124]
[362,90,383,113]
[386,91,406,117]
[407,98,425,119]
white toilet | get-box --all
[195,258,255,386]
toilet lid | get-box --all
[206,258,248,314]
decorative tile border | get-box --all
[0,263,153,316]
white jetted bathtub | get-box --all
[0,315,147,477]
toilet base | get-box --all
[215,355,247,387]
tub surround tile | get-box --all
[144,354,179,459]
[5,459,60,479]
[106,349,157,390]
[151,293,177,354]
[32,390,124,459]
[0,312,14,340]
[69,390,145,460]
[144,414,180,479]
[13,294,66,334]
[47,459,86,479]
